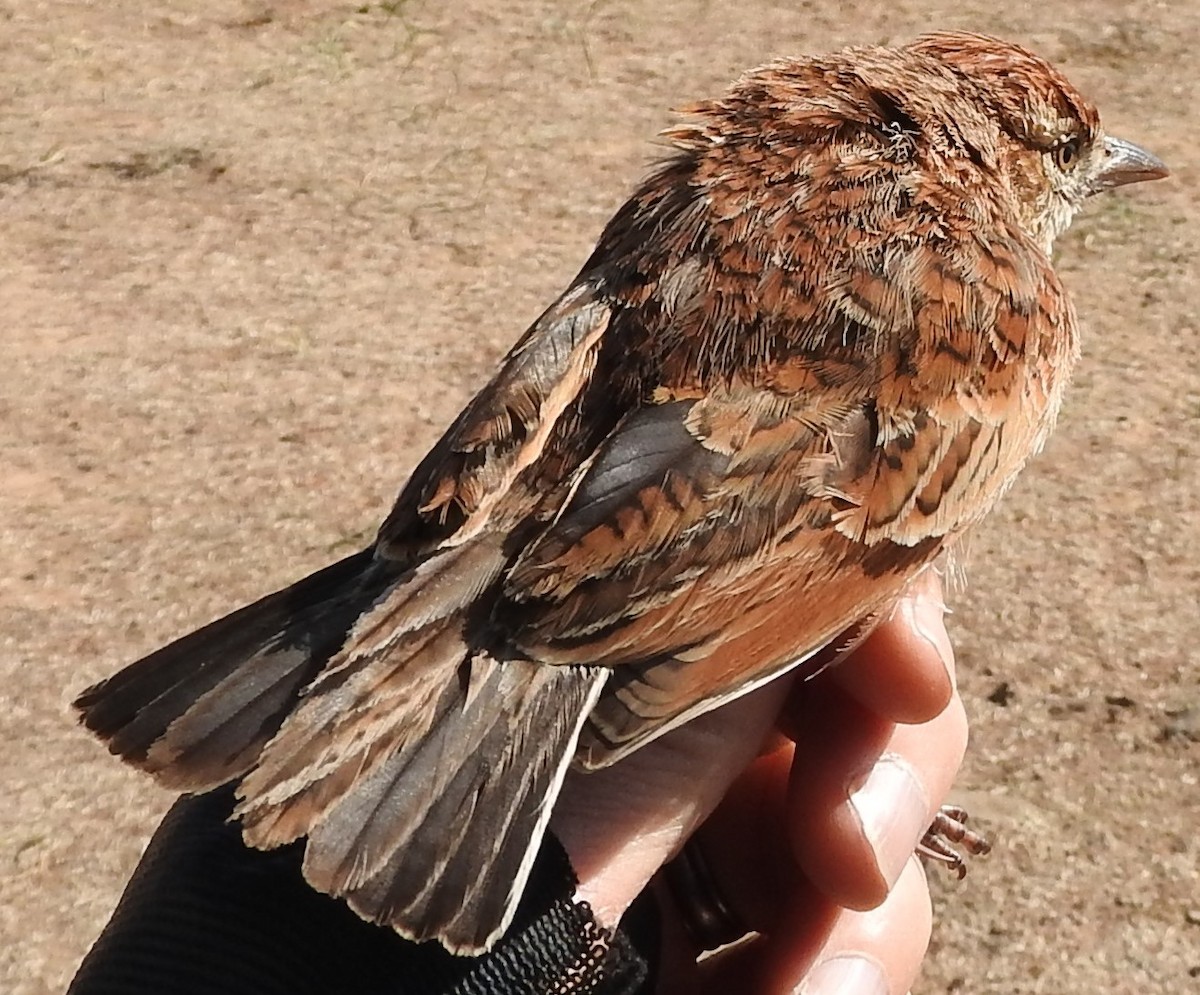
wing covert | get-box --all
[375,286,614,559]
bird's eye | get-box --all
[1053,137,1081,171]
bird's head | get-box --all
[909,32,1168,250]
[659,33,1168,259]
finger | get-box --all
[659,667,967,932]
[762,857,933,995]
[828,571,955,725]
[676,740,804,935]
[788,682,968,909]
[690,858,932,994]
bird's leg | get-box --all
[917,804,992,879]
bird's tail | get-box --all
[74,539,607,954]
[74,547,384,788]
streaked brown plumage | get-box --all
[74,32,1167,954]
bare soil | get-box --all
[2,2,1195,992]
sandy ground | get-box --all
[1,2,1196,992]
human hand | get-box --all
[551,570,967,993]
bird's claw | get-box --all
[917,804,992,879]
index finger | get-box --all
[828,571,956,726]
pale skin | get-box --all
[552,571,964,994]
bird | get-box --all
[74,31,1167,955]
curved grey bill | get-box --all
[1091,136,1169,194]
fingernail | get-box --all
[907,591,955,691]
[794,954,888,995]
[849,754,929,890]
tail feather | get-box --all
[74,536,605,954]
[235,621,468,847]
[311,658,607,954]
[233,539,512,844]
[233,622,607,954]
[74,548,381,787]
[142,644,319,788]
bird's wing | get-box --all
[374,284,620,559]
[76,283,625,954]
[220,286,629,952]
[502,236,1072,766]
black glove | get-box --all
[68,786,660,995]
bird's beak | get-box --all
[1090,136,1169,194]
